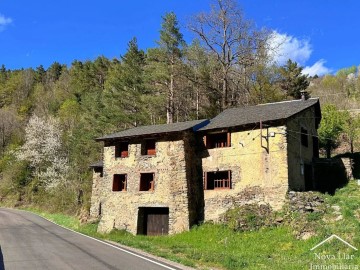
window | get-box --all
[204,132,231,149]
[115,142,129,158]
[113,174,127,191]
[141,139,156,156]
[301,127,308,147]
[204,171,231,190]
[140,173,155,191]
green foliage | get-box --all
[23,181,360,270]
[0,4,357,221]
[278,59,309,99]
[103,38,150,129]
[336,66,357,77]
[222,203,274,232]
[318,104,347,157]
[147,12,185,123]
[342,112,360,153]
[158,12,184,57]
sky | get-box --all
[0,0,359,76]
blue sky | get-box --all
[0,0,359,76]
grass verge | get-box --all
[21,181,360,270]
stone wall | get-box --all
[201,125,289,222]
[183,132,206,226]
[94,133,194,235]
[286,107,318,190]
[89,168,104,219]
[90,105,319,234]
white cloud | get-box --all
[302,59,332,76]
[268,31,312,65]
[0,14,12,31]
[267,31,331,76]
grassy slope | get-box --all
[26,181,360,270]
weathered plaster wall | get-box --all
[201,125,289,222]
[286,107,318,190]
[95,133,193,235]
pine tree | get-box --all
[104,37,148,129]
[278,59,309,99]
[147,12,185,123]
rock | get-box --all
[301,231,315,240]
[335,215,343,221]
[331,205,341,212]
[275,217,284,223]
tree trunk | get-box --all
[167,62,175,124]
[222,74,227,110]
[196,88,199,120]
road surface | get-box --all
[0,208,183,270]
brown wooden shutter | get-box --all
[203,135,207,148]
[228,170,231,189]
[227,132,231,147]
[203,172,207,190]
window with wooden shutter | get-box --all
[204,171,231,190]
[205,132,231,149]
[115,142,129,158]
[141,139,156,156]
[113,174,127,191]
[140,173,155,191]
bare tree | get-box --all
[189,0,270,109]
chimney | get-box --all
[300,90,308,101]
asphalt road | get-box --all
[0,208,183,270]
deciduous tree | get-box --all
[189,0,270,109]
[318,104,346,158]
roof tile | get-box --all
[198,98,320,131]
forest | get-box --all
[0,0,360,214]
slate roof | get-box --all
[89,161,103,168]
[198,98,320,131]
[96,119,209,141]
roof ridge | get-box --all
[223,98,319,111]
[256,97,319,106]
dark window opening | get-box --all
[115,142,129,158]
[204,171,231,190]
[140,173,155,191]
[301,127,308,147]
[94,167,103,177]
[141,139,156,156]
[113,174,127,191]
[312,136,319,158]
[204,132,231,149]
[98,202,102,216]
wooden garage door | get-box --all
[145,208,169,236]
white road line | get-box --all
[18,209,180,270]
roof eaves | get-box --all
[95,119,209,141]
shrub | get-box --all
[221,203,274,232]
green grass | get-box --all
[21,181,360,270]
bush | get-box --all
[221,203,274,232]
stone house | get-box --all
[90,97,321,235]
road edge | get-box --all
[12,208,196,270]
